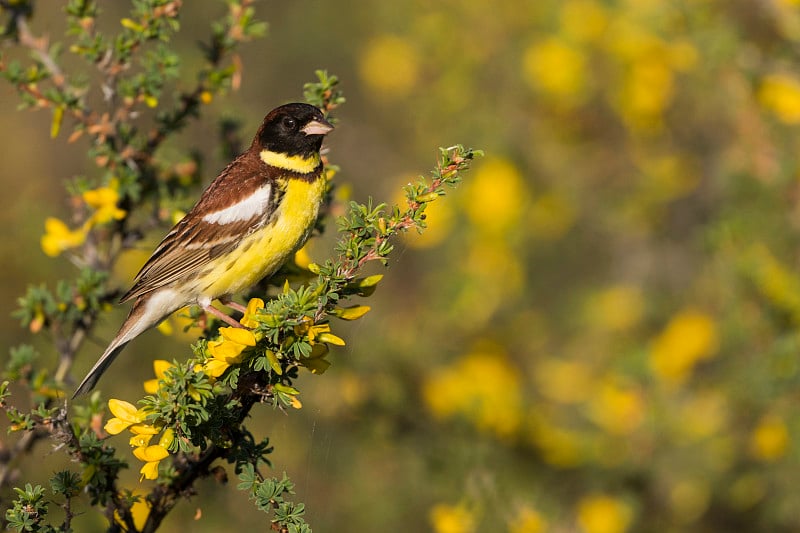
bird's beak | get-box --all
[302,118,334,136]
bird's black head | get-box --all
[254,103,333,157]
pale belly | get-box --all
[195,177,325,298]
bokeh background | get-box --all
[5,0,800,531]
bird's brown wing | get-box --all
[120,153,278,302]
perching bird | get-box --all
[73,103,333,397]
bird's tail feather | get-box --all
[73,295,171,398]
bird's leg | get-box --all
[201,304,244,328]
[220,298,247,314]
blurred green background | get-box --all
[7,0,800,531]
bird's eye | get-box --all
[282,116,297,130]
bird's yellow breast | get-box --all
[198,176,325,297]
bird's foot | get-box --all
[202,304,245,328]
[220,298,248,314]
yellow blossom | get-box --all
[586,378,645,435]
[83,185,126,225]
[240,298,265,328]
[649,310,719,386]
[750,414,789,461]
[585,285,644,332]
[104,399,146,435]
[619,59,675,129]
[560,0,608,43]
[129,433,154,448]
[203,327,256,377]
[133,428,174,481]
[143,359,173,394]
[759,73,800,124]
[463,157,528,235]
[522,37,588,103]
[294,244,313,269]
[139,461,159,481]
[528,411,586,467]
[295,319,345,345]
[429,503,476,533]
[577,495,632,533]
[534,358,594,404]
[40,217,88,257]
[423,345,523,439]
[359,35,420,98]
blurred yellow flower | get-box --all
[143,359,173,395]
[423,345,523,439]
[528,413,586,468]
[429,503,476,533]
[677,389,729,440]
[585,285,644,332]
[586,378,645,435]
[522,37,588,103]
[40,217,87,257]
[759,73,800,124]
[463,157,528,234]
[509,506,546,533]
[620,60,674,128]
[577,494,632,533]
[748,245,800,323]
[649,310,719,386]
[83,184,126,225]
[750,414,789,461]
[294,244,313,269]
[560,0,608,43]
[405,189,454,248]
[534,358,594,404]
[359,35,420,98]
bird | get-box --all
[73,102,334,397]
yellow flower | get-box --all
[40,217,88,257]
[429,503,476,533]
[759,73,800,124]
[143,359,174,394]
[585,285,644,332]
[83,185,126,225]
[586,378,645,435]
[750,414,789,461]
[619,59,675,130]
[649,310,719,386]
[423,344,523,439]
[133,428,174,481]
[359,35,420,98]
[560,0,608,43]
[402,183,454,248]
[104,399,146,435]
[129,433,154,448]
[294,319,345,346]
[522,37,588,103]
[203,327,256,378]
[240,298,265,328]
[576,495,632,533]
[534,358,594,404]
[462,157,528,235]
